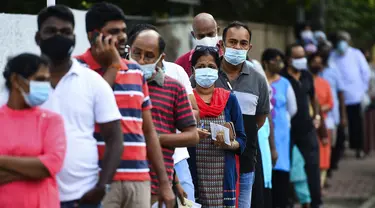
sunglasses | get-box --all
[194,45,219,53]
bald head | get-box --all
[129,29,165,65]
[192,13,217,40]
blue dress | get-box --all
[258,118,272,188]
[271,77,293,172]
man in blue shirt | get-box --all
[329,31,370,158]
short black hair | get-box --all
[86,2,126,33]
[191,47,221,70]
[285,43,304,59]
[37,5,75,30]
[127,24,166,55]
[3,53,49,89]
[222,21,252,43]
[307,52,321,65]
[261,48,284,63]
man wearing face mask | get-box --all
[281,43,322,208]
[190,21,270,208]
[35,5,124,208]
[126,23,202,203]
[175,13,221,76]
[329,31,370,158]
[127,28,199,206]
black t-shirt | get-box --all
[282,70,315,137]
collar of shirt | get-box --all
[67,59,83,76]
[219,60,251,78]
[149,68,165,87]
[78,49,129,70]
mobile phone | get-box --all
[91,30,111,45]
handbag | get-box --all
[224,122,236,141]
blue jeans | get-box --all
[60,201,101,208]
[238,171,255,208]
[174,158,195,202]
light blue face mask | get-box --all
[20,78,52,107]
[224,47,248,66]
[195,67,218,88]
[130,52,162,80]
[337,40,348,54]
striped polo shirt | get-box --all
[76,49,152,181]
[147,72,196,194]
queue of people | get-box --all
[0,2,371,208]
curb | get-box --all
[359,195,375,208]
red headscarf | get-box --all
[194,88,231,118]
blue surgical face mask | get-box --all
[20,78,52,107]
[337,40,348,54]
[195,67,218,88]
[130,53,162,80]
[224,47,248,66]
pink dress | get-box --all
[0,105,66,208]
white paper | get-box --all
[152,198,202,208]
[209,123,231,145]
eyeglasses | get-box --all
[194,45,219,53]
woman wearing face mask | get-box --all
[261,48,298,208]
[308,53,334,194]
[0,53,66,208]
[189,46,246,207]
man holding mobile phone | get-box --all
[76,2,175,208]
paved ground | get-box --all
[323,151,375,208]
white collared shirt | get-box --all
[163,61,192,164]
[41,59,121,201]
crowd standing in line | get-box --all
[0,2,371,208]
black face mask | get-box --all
[40,35,75,61]
[310,66,322,74]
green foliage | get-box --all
[324,0,375,47]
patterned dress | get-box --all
[196,113,236,208]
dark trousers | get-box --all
[60,201,101,208]
[346,104,364,152]
[293,130,321,208]
[264,188,273,208]
[272,170,290,208]
[330,125,346,169]
[251,143,265,208]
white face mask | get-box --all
[291,58,308,71]
[194,35,218,47]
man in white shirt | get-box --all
[36,5,123,207]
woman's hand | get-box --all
[197,128,211,139]
[214,133,228,148]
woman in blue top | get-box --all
[188,45,247,208]
[261,48,298,208]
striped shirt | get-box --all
[148,73,196,194]
[76,49,152,181]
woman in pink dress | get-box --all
[0,53,66,208]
